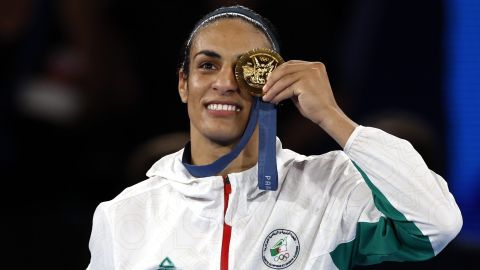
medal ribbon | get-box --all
[182,97,278,191]
[257,100,278,190]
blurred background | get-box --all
[1,0,479,268]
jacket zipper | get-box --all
[221,175,232,270]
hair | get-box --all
[179,5,280,78]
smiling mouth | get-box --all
[207,103,241,112]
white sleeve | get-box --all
[344,126,462,255]
[87,203,115,270]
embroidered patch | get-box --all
[262,229,300,269]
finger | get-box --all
[270,86,295,104]
[264,61,309,90]
[262,72,299,102]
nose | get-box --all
[212,65,239,95]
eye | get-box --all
[199,62,216,70]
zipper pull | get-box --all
[223,175,231,195]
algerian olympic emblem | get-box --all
[262,229,300,269]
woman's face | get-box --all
[179,19,271,145]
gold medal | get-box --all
[235,48,284,97]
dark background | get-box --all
[1,0,478,268]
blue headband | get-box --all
[186,5,280,52]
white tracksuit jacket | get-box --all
[87,126,462,270]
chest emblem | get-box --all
[262,229,300,269]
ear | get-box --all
[178,69,188,103]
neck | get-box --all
[190,127,259,175]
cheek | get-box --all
[187,76,209,99]
[186,93,201,117]
[189,74,210,91]
[185,82,204,120]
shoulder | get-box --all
[118,177,170,199]
[97,176,172,215]
[279,148,364,199]
[282,148,355,176]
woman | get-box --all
[87,5,462,270]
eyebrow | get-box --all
[193,50,243,61]
[193,50,221,60]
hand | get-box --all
[262,60,337,125]
[262,60,358,148]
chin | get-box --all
[206,130,243,146]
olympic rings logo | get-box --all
[262,229,300,269]
[273,253,290,262]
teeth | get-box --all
[207,104,240,112]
